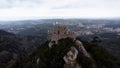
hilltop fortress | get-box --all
[48,25,91,68]
[49,25,76,47]
[48,25,89,57]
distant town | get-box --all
[0,19,120,36]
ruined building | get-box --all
[48,25,76,48]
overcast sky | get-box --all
[0,0,120,21]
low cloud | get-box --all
[0,0,120,20]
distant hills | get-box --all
[0,30,14,36]
[0,30,45,67]
[0,18,120,25]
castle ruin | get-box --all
[49,25,76,48]
[48,24,91,68]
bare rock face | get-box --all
[75,40,90,58]
[63,47,82,68]
[63,47,78,64]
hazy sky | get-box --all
[0,0,120,20]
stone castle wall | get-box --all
[48,25,76,47]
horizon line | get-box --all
[0,17,120,22]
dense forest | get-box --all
[3,38,120,68]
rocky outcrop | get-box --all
[75,40,90,58]
[48,25,91,68]
[63,46,82,68]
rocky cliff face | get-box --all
[63,46,81,68]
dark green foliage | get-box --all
[10,37,120,68]
[76,37,120,68]
[17,38,74,68]
[0,30,14,36]
[87,44,120,68]
[77,54,95,68]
